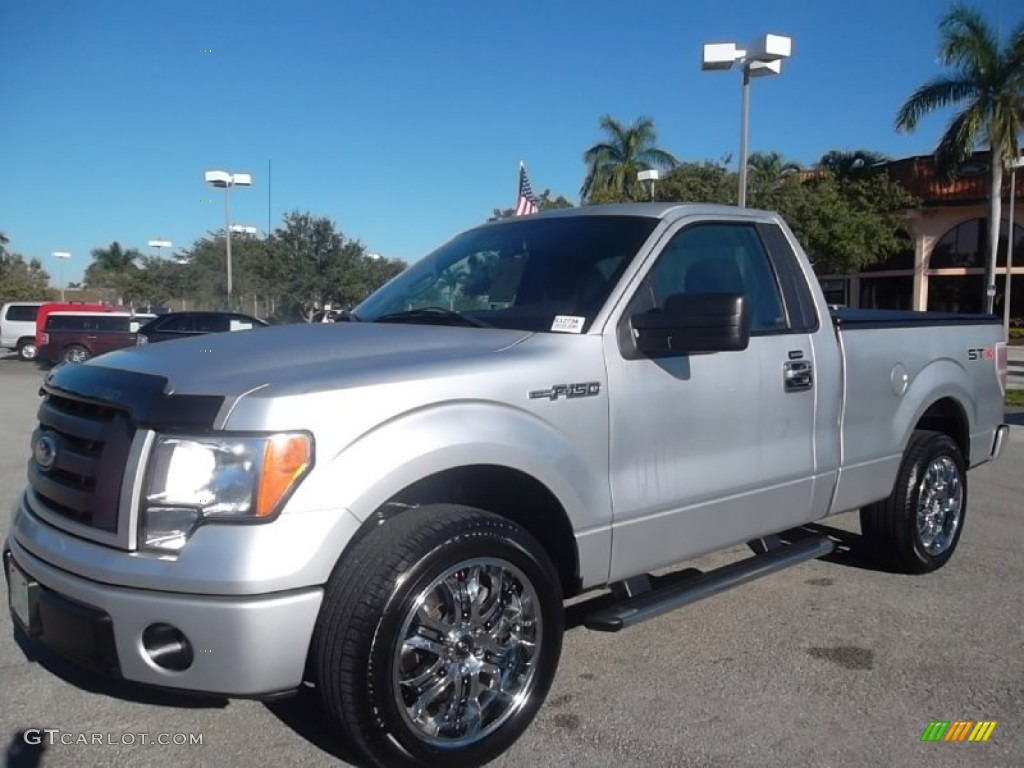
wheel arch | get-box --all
[352,465,581,599]
[912,396,970,463]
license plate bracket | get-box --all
[5,557,40,633]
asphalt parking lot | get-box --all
[1,354,1022,768]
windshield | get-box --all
[354,215,658,332]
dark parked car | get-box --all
[136,311,268,345]
[38,311,155,364]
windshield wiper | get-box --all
[373,306,493,328]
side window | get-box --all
[7,305,40,322]
[45,316,72,331]
[96,316,130,332]
[632,223,787,333]
[195,315,228,333]
[157,315,190,332]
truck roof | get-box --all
[487,202,779,225]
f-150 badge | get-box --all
[529,382,601,401]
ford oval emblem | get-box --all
[34,434,58,472]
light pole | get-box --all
[148,239,172,258]
[1004,155,1024,340]
[174,258,190,311]
[52,251,71,301]
[637,169,660,200]
[701,34,792,208]
[204,170,252,308]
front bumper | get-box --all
[4,539,323,697]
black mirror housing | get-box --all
[630,293,750,356]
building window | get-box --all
[860,276,913,309]
[930,218,1024,269]
[819,278,848,306]
[927,275,985,313]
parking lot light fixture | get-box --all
[701,33,793,208]
[52,251,71,302]
[204,170,252,306]
[147,239,173,259]
[637,169,660,200]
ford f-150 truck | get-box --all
[4,204,1011,767]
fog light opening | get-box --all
[142,623,194,671]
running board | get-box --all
[584,535,835,632]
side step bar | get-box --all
[584,535,835,632]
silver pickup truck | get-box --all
[4,204,1011,767]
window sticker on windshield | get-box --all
[551,315,584,334]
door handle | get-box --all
[783,360,813,392]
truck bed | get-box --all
[827,308,1005,517]
[830,308,999,328]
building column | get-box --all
[909,211,928,311]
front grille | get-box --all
[28,392,135,532]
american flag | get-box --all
[515,163,539,216]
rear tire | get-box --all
[313,504,563,768]
[62,345,91,364]
[860,430,967,574]
[17,340,37,361]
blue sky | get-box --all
[0,0,1017,286]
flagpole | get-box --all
[517,160,523,207]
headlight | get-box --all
[140,432,312,552]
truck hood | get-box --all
[93,322,533,398]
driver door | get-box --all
[603,220,817,580]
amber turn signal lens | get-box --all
[255,434,311,518]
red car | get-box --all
[38,311,155,364]
[33,302,122,350]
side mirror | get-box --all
[630,293,750,356]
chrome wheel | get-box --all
[393,557,542,748]
[63,346,90,363]
[18,342,37,361]
[916,456,963,556]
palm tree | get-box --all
[581,115,679,203]
[747,152,802,196]
[816,150,889,180]
[89,241,141,272]
[895,3,1024,313]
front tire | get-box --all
[313,505,563,768]
[860,430,967,574]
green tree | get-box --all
[581,115,679,203]
[761,173,915,275]
[652,159,737,205]
[254,212,404,321]
[83,241,144,304]
[747,151,802,200]
[816,149,889,180]
[895,3,1024,312]
[0,251,55,302]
